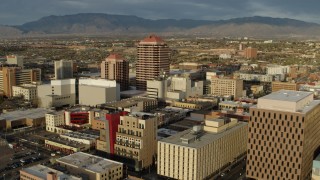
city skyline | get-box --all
[1,0,320,25]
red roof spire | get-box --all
[140,34,164,43]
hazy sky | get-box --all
[1,0,319,25]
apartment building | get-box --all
[114,113,157,171]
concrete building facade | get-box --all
[0,67,41,97]
[114,113,157,171]
[20,164,81,180]
[54,60,73,80]
[78,78,120,106]
[247,90,320,179]
[211,78,244,99]
[46,111,65,132]
[37,79,76,108]
[158,118,248,180]
[6,55,24,68]
[136,35,170,90]
[56,152,123,180]
[271,81,299,92]
[101,54,129,91]
[12,83,37,102]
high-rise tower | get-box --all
[101,54,129,91]
[247,90,320,179]
[136,35,170,90]
[54,60,73,80]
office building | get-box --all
[46,111,65,132]
[136,35,170,90]
[20,164,81,180]
[37,79,76,108]
[0,67,41,97]
[55,60,73,80]
[147,74,168,100]
[78,78,120,106]
[166,75,203,100]
[114,113,158,171]
[94,111,128,154]
[6,55,24,68]
[247,90,320,179]
[158,118,248,180]
[12,83,37,103]
[243,47,257,59]
[56,152,123,180]
[271,81,299,92]
[101,54,129,91]
[211,78,244,99]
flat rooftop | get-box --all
[46,137,87,148]
[161,121,247,148]
[57,152,122,173]
[101,96,156,108]
[21,164,81,180]
[259,90,312,102]
[0,108,53,121]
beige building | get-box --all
[37,79,76,108]
[12,83,37,102]
[136,35,170,90]
[46,111,65,132]
[271,81,299,92]
[211,78,244,99]
[114,113,157,171]
[158,118,248,180]
[6,55,24,68]
[0,108,51,130]
[247,90,320,179]
[56,152,123,180]
[147,76,167,100]
[0,67,41,97]
[78,78,120,106]
[20,164,81,180]
[101,54,129,91]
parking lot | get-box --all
[0,145,48,177]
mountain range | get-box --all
[1,13,320,38]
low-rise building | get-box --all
[20,164,82,180]
[158,118,248,180]
[99,97,158,112]
[313,154,320,180]
[56,152,123,180]
[0,108,52,130]
[60,131,99,148]
[12,84,37,103]
[46,111,65,133]
[45,137,88,154]
[271,81,299,92]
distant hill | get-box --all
[1,13,320,37]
